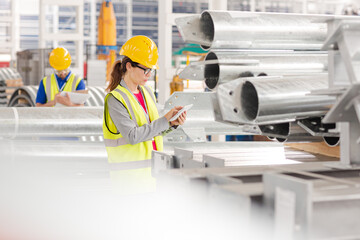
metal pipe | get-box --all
[203,51,327,90]
[240,74,337,123]
[175,11,338,50]
[163,92,248,142]
[260,122,323,143]
[323,136,340,147]
[0,107,103,138]
[275,135,323,143]
[0,139,107,160]
[274,122,323,143]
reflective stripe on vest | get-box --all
[108,159,151,171]
[103,137,128,147]
[103,85,163,163]
[43,73,81,102]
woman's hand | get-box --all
[164,106,187,126]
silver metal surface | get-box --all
[172,141,287,168]
[324,83,360,167]
[0,107,103,138]
[178,61,205,80]
[263,170,360,239]
[215,75,336,125]
[175,11,339,50]
[240,74,337,124]
[156,13,360,240]
[259,122,323,143]
[297,117,339,137]
[202,51,327,89]
[322,20,360,85]
[216,77,251,124]
[203,146,289,168]
[151,151,175,175]
[0,68,21,81]
[0,139,107,160]
[162,92,247,142]
[322,18,360,168]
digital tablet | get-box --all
[169,104,193,121]
[55,91,90,107]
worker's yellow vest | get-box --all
[103,84,163,163]
[103,85,163,194]
[43,73,82,102]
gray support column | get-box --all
[126,0,132,40]
[11,0,20,64]
[157,0,172,104]
[208,0,227,10]
[90,0,96,47]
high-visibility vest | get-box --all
[43,73,82,102]
[103,84,164,163]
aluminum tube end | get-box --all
[259,122,290,137]
[175,14,212,48]
[323,136,340,147]
[275,136,324,143]
[199,11,215,50]
[275,137,287,143]
[241,81,259,121]
[204,52,219,90]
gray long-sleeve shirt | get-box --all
[107,84,173,145]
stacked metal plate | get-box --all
[152,141,336,175]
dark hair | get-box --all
[107,56,136,92]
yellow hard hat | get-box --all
[120,35,159,69]
[49,47,72,71]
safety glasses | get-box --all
[55,68,70,76]
[135,64,155,75]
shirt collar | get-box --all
[120,79,140,93]
[55,71,72,82]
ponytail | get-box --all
[107,57,133,92]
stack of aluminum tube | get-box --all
[175,11,348,144]
[0,107,103,138]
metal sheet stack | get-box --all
[175,11,348,143]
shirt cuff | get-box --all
[159,116,171,131]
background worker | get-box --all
[103,35,186,193]
[36,47,86,107]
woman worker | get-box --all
[103,35,186,193]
